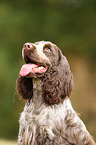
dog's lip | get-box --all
[23,52,47,66]
[20,48,48,77]
[19,63,48,77]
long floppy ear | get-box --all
[16,76,33,100]
[42,49,73,105]
[58,52,73,99]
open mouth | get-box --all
[19,54,48,77]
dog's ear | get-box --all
[62,69,73,99]
[58,48,63,63]
[57,48,73,98]
[59,54,73,99]
[42,49,73,105]
[16,76,33,100]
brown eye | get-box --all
[45,47,51,52]
[44,46,52,53]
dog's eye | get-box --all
[44,46,52,53]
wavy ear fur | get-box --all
[60,53,73,98]
[16,76,33,100]
[42,50,73,105]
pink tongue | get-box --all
[19,64,38,77]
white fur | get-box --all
[18,79,95,145]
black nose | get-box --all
[23,43,35,51]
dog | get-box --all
[16,41,95,145]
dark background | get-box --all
[0,0,96,142]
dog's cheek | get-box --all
[16,76,33,100]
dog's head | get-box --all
[16,41,73,104]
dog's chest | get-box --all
[23,100,67,145]
[20,78,69,144]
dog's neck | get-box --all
[32,78,44,106]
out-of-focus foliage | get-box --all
[0,0,96,140]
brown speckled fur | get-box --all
[16,41,95,145]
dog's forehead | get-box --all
[34,41,53,47]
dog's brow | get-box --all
[35,42,39,45]
[43,43,52,48]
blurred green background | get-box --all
[0,0,96,143]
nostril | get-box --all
[23,43,33,50]
[27,44,31,49]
